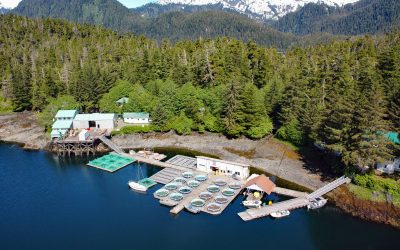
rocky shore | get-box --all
[1,112,399,229]
[0,112,48,150]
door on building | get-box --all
[88,121,96,128]
[211,166,218,175]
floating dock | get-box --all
[154,172,244,215]
[149,168,185,185]
[165,155,197,169]
[87,153,135,172]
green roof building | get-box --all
[51,120,73,139]
[116,97,129,106]
[55,110,78,120]
[123,112,150,124]
[385,131,400,145]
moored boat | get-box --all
[307,197,327,210]
[270,210,290,218]
[128,181,147,192]
[242,200,262,208]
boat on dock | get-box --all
[270,210,290,218]
[307,197,327,210]
[242,200,262,208]
[128,181,147,192]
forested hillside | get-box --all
[275,0,400,35]
[12,0,295,49]
[0,14,399,170]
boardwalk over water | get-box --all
[238,176,351,221]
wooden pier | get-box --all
[238,176,351,221]
[54,140,96,157]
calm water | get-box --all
[0,143,398,250]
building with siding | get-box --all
[196,156,250,179]
[123,112,150,125]
[51,120,73,139]
[73,113,117,130]
[54,110,78,121]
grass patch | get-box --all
[223,147,256,158]
[349,184,400,208]
[273,137,300,151]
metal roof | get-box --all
[116,97,129,104]
[74,113,116,121]
[55,110,78,118]
[51,129,67,137]
[385,132,400,145]
[52,120,73,129]
[123,112,149,119]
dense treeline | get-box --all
[0,14,399,170]
[12,0,295,49]
[275,0,400,35]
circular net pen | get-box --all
[228,182,242,190]
[207,185,220,193]
[165,182,179,191]
[182,171,194,179]
[214,179,227,186]
[188,180,200,188]
[174,177,187,185]
[169,192,184,202]
[206,203,222,213]
[199,191,213,201]
[155,189,169,198]
[191,198,206,207]
[179,186,192,194]
[222,188,236,197]
[195,174,208,182]
[214,195,229,204]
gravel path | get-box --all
[113,132,325,190]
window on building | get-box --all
[235,171,240,176]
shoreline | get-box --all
[1,112,399,229]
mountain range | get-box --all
[7,0,400,48]
[156,0,359,21]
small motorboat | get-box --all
[128,181,147,192]
[270,210,290,218]
[307,197,327,210]
[242,200,262,208]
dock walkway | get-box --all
[238,176,351,221]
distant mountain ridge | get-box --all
[157,0,360,20]
[274,0,400,35]
[11,0,296,49]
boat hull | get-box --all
[128,181,148,192]
[270,210,290,218]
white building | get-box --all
[73,113,117,130]
[196,156,250,179]
[123,112,150,125]
[376,158,400,174]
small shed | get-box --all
[244,174,276,195]
[78,130,90,141]
[55,110,78,121]
[196,156,250,179]
[51,120,73,139]
[123,112,150,125]
[73,113,117,130]
[116,97,129,106]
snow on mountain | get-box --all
[157,0,360,20]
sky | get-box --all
[0,0,156,8]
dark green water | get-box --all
[0,143,398,250]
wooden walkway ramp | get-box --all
[238,176,351,221]
[98,136,124,154]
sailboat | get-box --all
[128,161,147,192]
